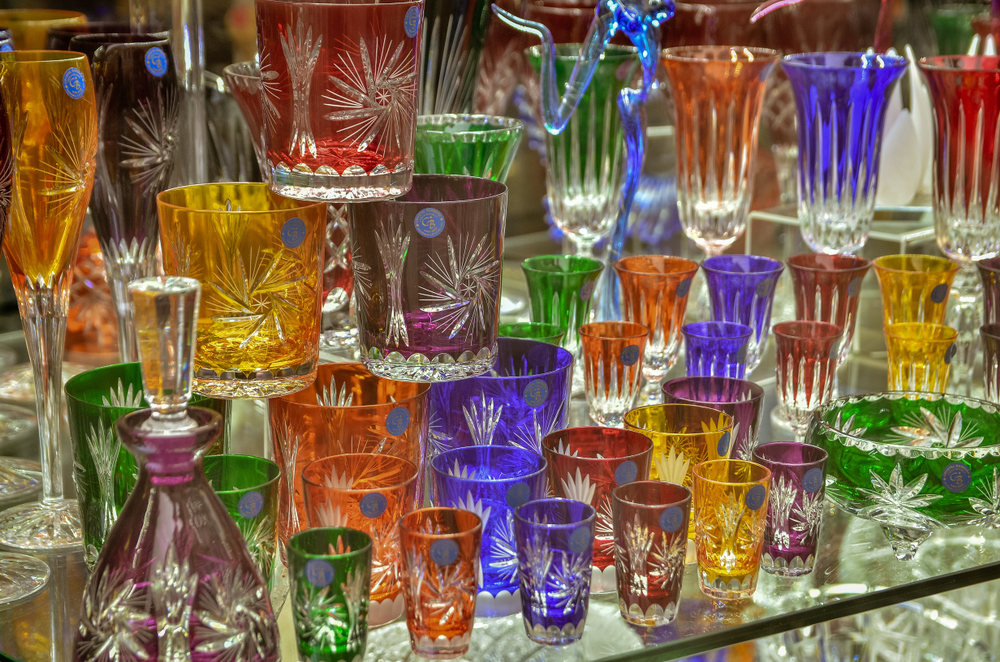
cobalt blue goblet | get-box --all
[682,322,753,379]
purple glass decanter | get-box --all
[75,276,279,662]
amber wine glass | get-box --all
[0,52,98,550]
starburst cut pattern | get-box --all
[419,233,500,340]
[85,418,121,541]
[704,490,757,572]
[462,396,502,446]
[76,568,153,662]
[369,517,401,597]
[452,492,491,530]
[886,407,985,449]
[446,458,473,479]
[103,378,143,408]
[273,417,301,532]
[621,512,653,597]
[257,47,282,137]
[968,467,1000,527]
[407,550,476,628]
[768,474,797,550]
[490,511,519,583]
[857,465,943,527]
[560,468,596,504]
[151,542,198,656]
[792,490,824,540]
[548,551,590,616]
[39,111,98,220]
[654,446,690,485]
[595,498,615,555]
[238,514,276,581]
[324,36,417,156]
[648,531,686,589]
[119,88,179,191]
[316,501,349,528]
[294,566,366,657]
[553,439,578,457]
[0,123,12,236]
[280,15,322,157]
[192,568,277,662]
[376,219,410,346]
[519,532,553,616]
[510,398,565,456]
[317,374,354,407]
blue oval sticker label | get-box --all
[359,492,388,519]
[745,484,766,511]
[579,280,596,302]
[0,44,12,53]
[506,482,530,508]
[847,276,864,298]
[305,558,334,588]
[735,342,749,364]
[945,343,957,365]
[659,506,684,533]
[755,278,772,298]
[931,283,949,304]
[676,277,692,298]
[802,467,824,494]
[385,406,410,436]
[414,207,445,238]
[145,46,168,77]
[614,460,638,485]
[568,526,590,554]
[63,67,86,99]
[620,344,640,367]
[717,431,731,458]
[942,462,971,493]
[237,490,264,519]
[430,538,460,566]
[281,217,306,249]
[404,5,420,38]
[523,379,548,408]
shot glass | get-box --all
[786,253,871,366]
[982,323,1000,403]
[693,459,771,600]
[302,454,419,626]
[288,527,373,662]
[773,321,844,442]
[615,255,700,403]
[885,323,959,393]
[256,0,422,201]
[541,427,653,593]
[269,362,429,550]
[578,322,649,427]
[513,498,596,645]
[157,182,326,398]
[521,255,604,356]
[498,322,565,345]
[752,442,828,576]
[873,255,960,326]
[978,256,1000,324]
[431,445,548,617]
[428,338,573,454]
[702,255,784,373]
[398,508,482,658]
[682,321,753,379]
[612,481,691,626]
[662,377,765,462]
[415,114,524,183]
[624,404,734,489]
[349,175,507,382]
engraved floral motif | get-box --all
[151,542,198,660]
[886,407,984,449]
[620,512,653,597]
[560,468,596,504]
[647,531,685,589]
[317,374,354,407]
[653,446,689,486]
[510,398,564,456]
[279,15,322,158]
[119,88,178,191]
[462,396,502,446]
[85,418,121,541]
[273,417,301,532]
[294,567,366,657]
[419,233,500,340]
[595,497,615,555]
[405,548,475,628]
[490,511,519,583]
[792,490,824,541]
[192,568,277,662]
[857,465,942,527]
[768,474,797,550]
[548,550,590,616]
[256,48,282,137]
[376,218,410,347]
[238,514,277,581]
[76,568,153,662]
[315,500,349,528]
[968,467,1000,528]
[103,378,143,408]
[518,531,553,616]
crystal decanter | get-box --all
[75,276,279,661]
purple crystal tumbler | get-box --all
[662,376,765,461]
[682,322,753,379]
[752,442,828,576]
[514,498,595,645]
[348,175,507,383]
[428,338,573,455]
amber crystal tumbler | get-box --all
[873,254,960,327]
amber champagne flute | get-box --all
[0,52,98,549]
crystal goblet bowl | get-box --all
[808,391,1000,561]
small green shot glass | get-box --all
[498,322,566,345]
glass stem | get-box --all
[109,273,139,363]
[18,279,70,503]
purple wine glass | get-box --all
[682,322,752,379]
[662,376,765,461]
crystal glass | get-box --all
[427,338,572,455]
[873,254,960,326]
[662,46,778,258]
[982,323,1000,403]
[773,320,844,443]
[578,321,649,427]
[663,1,763,47]
[615,255,699,404]
[682,321,753,380]
[69,33,180,363]
[473,0,522,115]
[417,0,488,115]
[752,442,828,577]
[222,60,270,175]
[783,52,907,254]
[158,182,326,398]
[526,44,638,257]
[624,404,734,490]
[702,254,784,374]
[431,445,548,617]
[398,508,482,658]
[415,115,524,182]
[66,362,230,565]
[662,376,765,462]
[45,21,134,51]
[810,391,1000,559]
[269,362,429,550]
[0,9,85,49]
[928,5,981,55]
[513,498,596,645]
[498,322,565,345]
[255,0,422,201]
[611,481,691,626]
[77,276,280,658]
[0,29,12,52]
[521,254,604,357]
[302,454,419,627]
[693,459,771,600]
[978,256,1000,324]
[349,175,507,381]
[541,426,652,594]
[288,527,372,662]
[0,52,98,550]
[885,322,958,393]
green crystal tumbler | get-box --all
[522,255,604,355]
[415,114,524,183]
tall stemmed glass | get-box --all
[69,33,180,362]
[0,52,98,548]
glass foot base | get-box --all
[0,363,88,404]
[270,163,411,202]
[0,499,83,550]
[194,365,317,399]
[319,328,358,352]
[0,404,37,448]
[525,620,584,646]
[362,349,495,383]
[0,553,49,605]
[0,458,41,507]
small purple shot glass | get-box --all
[682,321,753,379]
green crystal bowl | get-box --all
[808,392,1000,560]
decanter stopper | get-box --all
[129,276,201,428]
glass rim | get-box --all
[578,321,649,341]
[397,507,483,538]
[0,9,86,21]
[752,441,828,468]
[68,33,169,47]
[612,479,691,510]
[786,253,871,274]
[773,320,843,341]
[288,526,373,560]
[624,403,734,438]
[156,181,327,215]
[498,321,564,335]
[263,0,419,6]
[872,253,959,275]
[541,426,652,463]
[223,61,258,79]
[0,50,88,63]
[661,45,780,63]
[662,376,765,405]
[614,255,700,278]
[981,323,1000,339]
[431,445,548,484]
[692,459,770,486]
[513,497,596,530]
[884,322,959,342]
[528,42,639,62]
[416,114,525,139]
[481,337,573,380]
[389,173,507,205]
[701,254,784,277]
[203,453,281,494]
[275,361,430,411]
[782,51,908,70]
[978,256,1000,274]
[521,253,604,275]
[301,453,419,492]
[682,321,753,340]
[918,54,1000,72]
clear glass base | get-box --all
[269,163,412,202]
[194,364,317,399]
[0,458,41,507]
[319,328,358,353]
[362,347,496,382]
[0,499,83,550]
[698,569,758,601]
[524,621,584,646]
[0,553,49,605]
